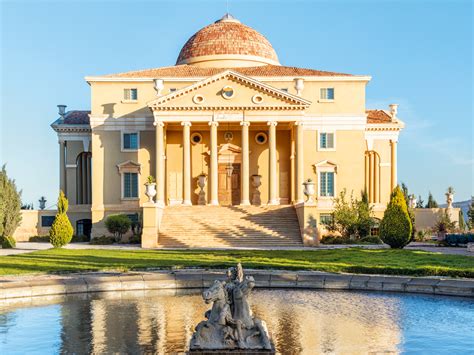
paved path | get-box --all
[0,241,472,257]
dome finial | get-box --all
[217,13,240,23]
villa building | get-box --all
[51,14,404,247]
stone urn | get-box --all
[145,176,157,203]
[408,194,417,209]
[251,174,262,205]
[302,179,315,204]
[446,187,454,209]
[197,174,207,205]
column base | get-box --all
[182,200,192,206]
[240,200,251,206]
[267,199,280,206]
[208,200,219,206]
[155,200,165,208]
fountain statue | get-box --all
[190,263,273,352]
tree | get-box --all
[458,210,466,232]
[425,192,438,208]
[105,214,131,242]
[379,186,412,248]
[467,198,474,230]
[434,210,456,234]
[323,189,374,239]
[49,190,74,248]
[0,165,22,240]
[416,195,424,208]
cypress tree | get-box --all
[0,165,22,241]
[49,190,73,248]
[380,186,412,248]
[425,192,438,208]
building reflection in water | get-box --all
[2,289,403,353]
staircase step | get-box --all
[156,205,303,248]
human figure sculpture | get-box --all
[190,263,273,352]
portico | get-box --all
[148,70,310,207]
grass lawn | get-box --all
[0,248,473,278]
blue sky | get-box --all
[1,0,472,208]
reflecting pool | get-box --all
[1,289,473,354]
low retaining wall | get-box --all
[1,270,473,300]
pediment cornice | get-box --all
[147,70,311,111]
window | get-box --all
[320,214,333,225]
[124,88,138,101]
[320,88,334,100]
[320,172,334,197]
[123,132,139,150]
[281,88,289,92]
[319,132,335,150]
[169,88,177,93]
[123,172,139,198]
[41,216,55,227]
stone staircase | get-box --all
[156,205,303,248]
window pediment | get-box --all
[313,160,337,173]
[117,160,141,174]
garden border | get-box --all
[0,269,473,300]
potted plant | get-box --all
[446,186,455,209]
[302,178,315,204]
[145,175,157,203]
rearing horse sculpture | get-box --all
[190,264,273,352]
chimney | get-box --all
[389,104,398,120]
[57,105,67,120]
[294,78,304,96]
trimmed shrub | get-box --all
[71,235,90,243]
[49,191,73,248]
[359,236,383,244]
[29,235,50,242]
[128,234,141,244]
[89,235,115,245]
[105,214,131,242]
[1,236,16,248]
[320,235,355,245]
[380,186,412,249]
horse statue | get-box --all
[189,264,273,352]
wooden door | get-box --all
[218,164,241,205]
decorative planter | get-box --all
[446,193,454,209]
[251,175,262,205]
[145,183,157,203]
[302,180,315,204]
[197,174,207,205]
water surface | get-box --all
[1,289,473,354]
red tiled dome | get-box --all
[176,14,280,66]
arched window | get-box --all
[76,152,92,204]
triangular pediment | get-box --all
[148,70,311,111]
[313,160,338,172]
[117,160,141,173]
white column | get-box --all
[240,121,250,205]
[155,121,165,206]
[295,122,304,204]
[182,121,192,206]
[59,139,66,193]
[390,140,398,191]
[209,121,219,205]
[268,121,279,205]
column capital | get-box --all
[267,121,278,127]
[153,121,165,127]
[240,121,250,127]
[208,121,219,127]
[294,121,304,126]
[181,121,192,127]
